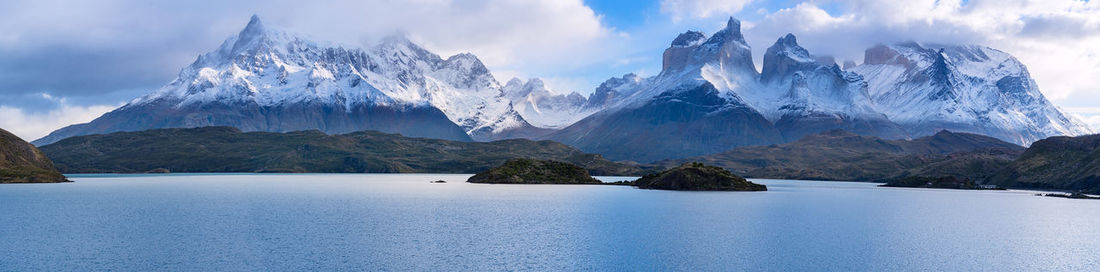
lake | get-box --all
[1,174,1098,271]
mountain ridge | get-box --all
[661,129,1024,182]
[31,16,1092,165]
[33,15,598,145]
[546,17,1090,162]
[38,126,649,176]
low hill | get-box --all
[634,162,766,191]
[988,134,1100,193]
[39,127,648,176]
[1,128,69,183]
[467,159,602,184]
[662,130,1024,182]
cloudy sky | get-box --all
[1,0,1098,141]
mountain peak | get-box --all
[932,129,957,137]
[248,14,262,26]
[703,16,747,46]
[726,17,741,33]
[760,33,815,82]
[524,78,546,90]
[505,78,524,88]
[670,31,706,47]
[239,14,266,39]
[662,17,753,73]
[777,33,798,47]
[221,14,280,58]
[380,32,414,46]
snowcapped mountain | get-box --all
[33,15,1090,162]
[850,42,1094,145]
[34,15,565,145]
[501,78,593,129]
[753,34,907,141]
[547,17,1091,162]
[545,18,786,162]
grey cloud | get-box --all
[0,0,613,111]
[1018,15,1100,39]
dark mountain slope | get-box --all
[988,134,1100,193]
[39,127,646,176]
[662,130,1023,181]
[547,83,782,162]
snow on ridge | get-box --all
[850,42,1094,143]
[586,18,1090,145]
[501,77,595,129]
[127,15,568,138]
[120,16,1090,144]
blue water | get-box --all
[2,174,1099,271]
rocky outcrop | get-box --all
[634,162,766,191]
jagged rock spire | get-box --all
[226,14,273,56]
[670,31,706,47]
[703,17,747,46]
[661,16,755,75]
[761,33,815,83]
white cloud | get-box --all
[737,0,1100,112]
[660,0,756,21]
[540,76,594,94]
[0,101,116,143]
[0,0,620,132]
[0,0,616,100]
[1065,107,1100,132]
[272,0,614,70]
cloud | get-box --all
[2,0,1099,137]
[0,93,117,142]
[736,0,1100,110]
[1065,107,1100,132]
[0,0,619,134]
[660,0,756,21]
[0,0,614,104]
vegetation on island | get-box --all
[880,176,1003,190]
[466,158,602,184]
[634,162,766,191]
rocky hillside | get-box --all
[988,134,1100,193]
[634,162,766,191]
[0,128,68,183]
[39,127,647,176]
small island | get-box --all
[880,176,1003,190]
[1,128,69,183]
[1037,192,1100,200]
[466,158,602,184]
[633,162,767,191]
